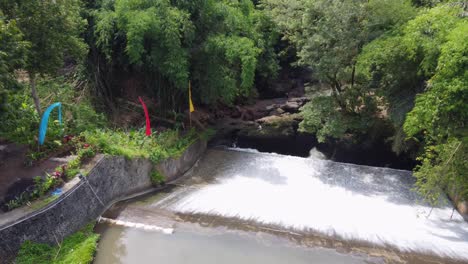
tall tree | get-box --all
[92,0,279,109]
[0,15,28,110]
[358,3,467,202]
[263,0,416,141]
[0,0,87,114]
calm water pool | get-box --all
[94,222,379,264]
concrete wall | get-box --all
[0,140,206,263]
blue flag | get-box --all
[38,102,62,145]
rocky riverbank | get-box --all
[206,95,415,170]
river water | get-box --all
[94,148,468,263]
[94,223,379,264]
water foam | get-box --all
[99,217,173,234]
[160,149,468,260]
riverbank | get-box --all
[15,223,99,264]
[209,96,416,170]
[0,137,207,263]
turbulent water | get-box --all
[150,148,468,261]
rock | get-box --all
[273,108,285,115]
[242,113,301,138]
[230,107,242,118]
[257,113,301,125]
[241,109,255,121]
[279,97,310,113]
[288,97,310,104]
[287,79,306,97]
[252,109,270,120]
[282,101,301,113]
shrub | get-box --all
[16,223,99,264]
[150,170,166,186]
[81,128,200,162]
[0,77,106,147]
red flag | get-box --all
[138,96,152,136]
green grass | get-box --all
[16,223,99,264]
[150,170,166,185]
[81,128,200,163]
[81,128,209,186]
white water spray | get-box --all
[98,217,173,234]
[156,148,468,260]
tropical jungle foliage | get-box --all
[0,0,87,113]
[263,0,467,203]
[89,0,279,109]
[0,0,466,207]
[0,15,28,110]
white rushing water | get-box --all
[156,148,468,261]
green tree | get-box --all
[358,3,467,202]
[263,0,416,141]
[404,20,467,203]
[0,0,87,114]
[189,0,274,103]
[0,15,28,110]
[92,0,279,108]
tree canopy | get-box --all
[264,0,417,141]
[0,0,87,113]
[264,0,467,203]
[0,16,28,109]
[92,0,279,105]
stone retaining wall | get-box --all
[0,139,206,262]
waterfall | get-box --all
[153,148,468,261]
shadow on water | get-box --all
[427,220,468,243]
[233,132,416,170]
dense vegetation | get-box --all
[0,0,466,208]
[263,0,467,204]
[89,0,279,109]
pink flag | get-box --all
[138,96,152,136]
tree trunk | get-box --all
[29,73,41,114]
[326,74,346,111]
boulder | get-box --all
[272,108,285,115]
[265,104,277,111]
[282,101,301,113]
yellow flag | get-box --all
[189,81,195,113]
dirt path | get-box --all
[0,143,69,204]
